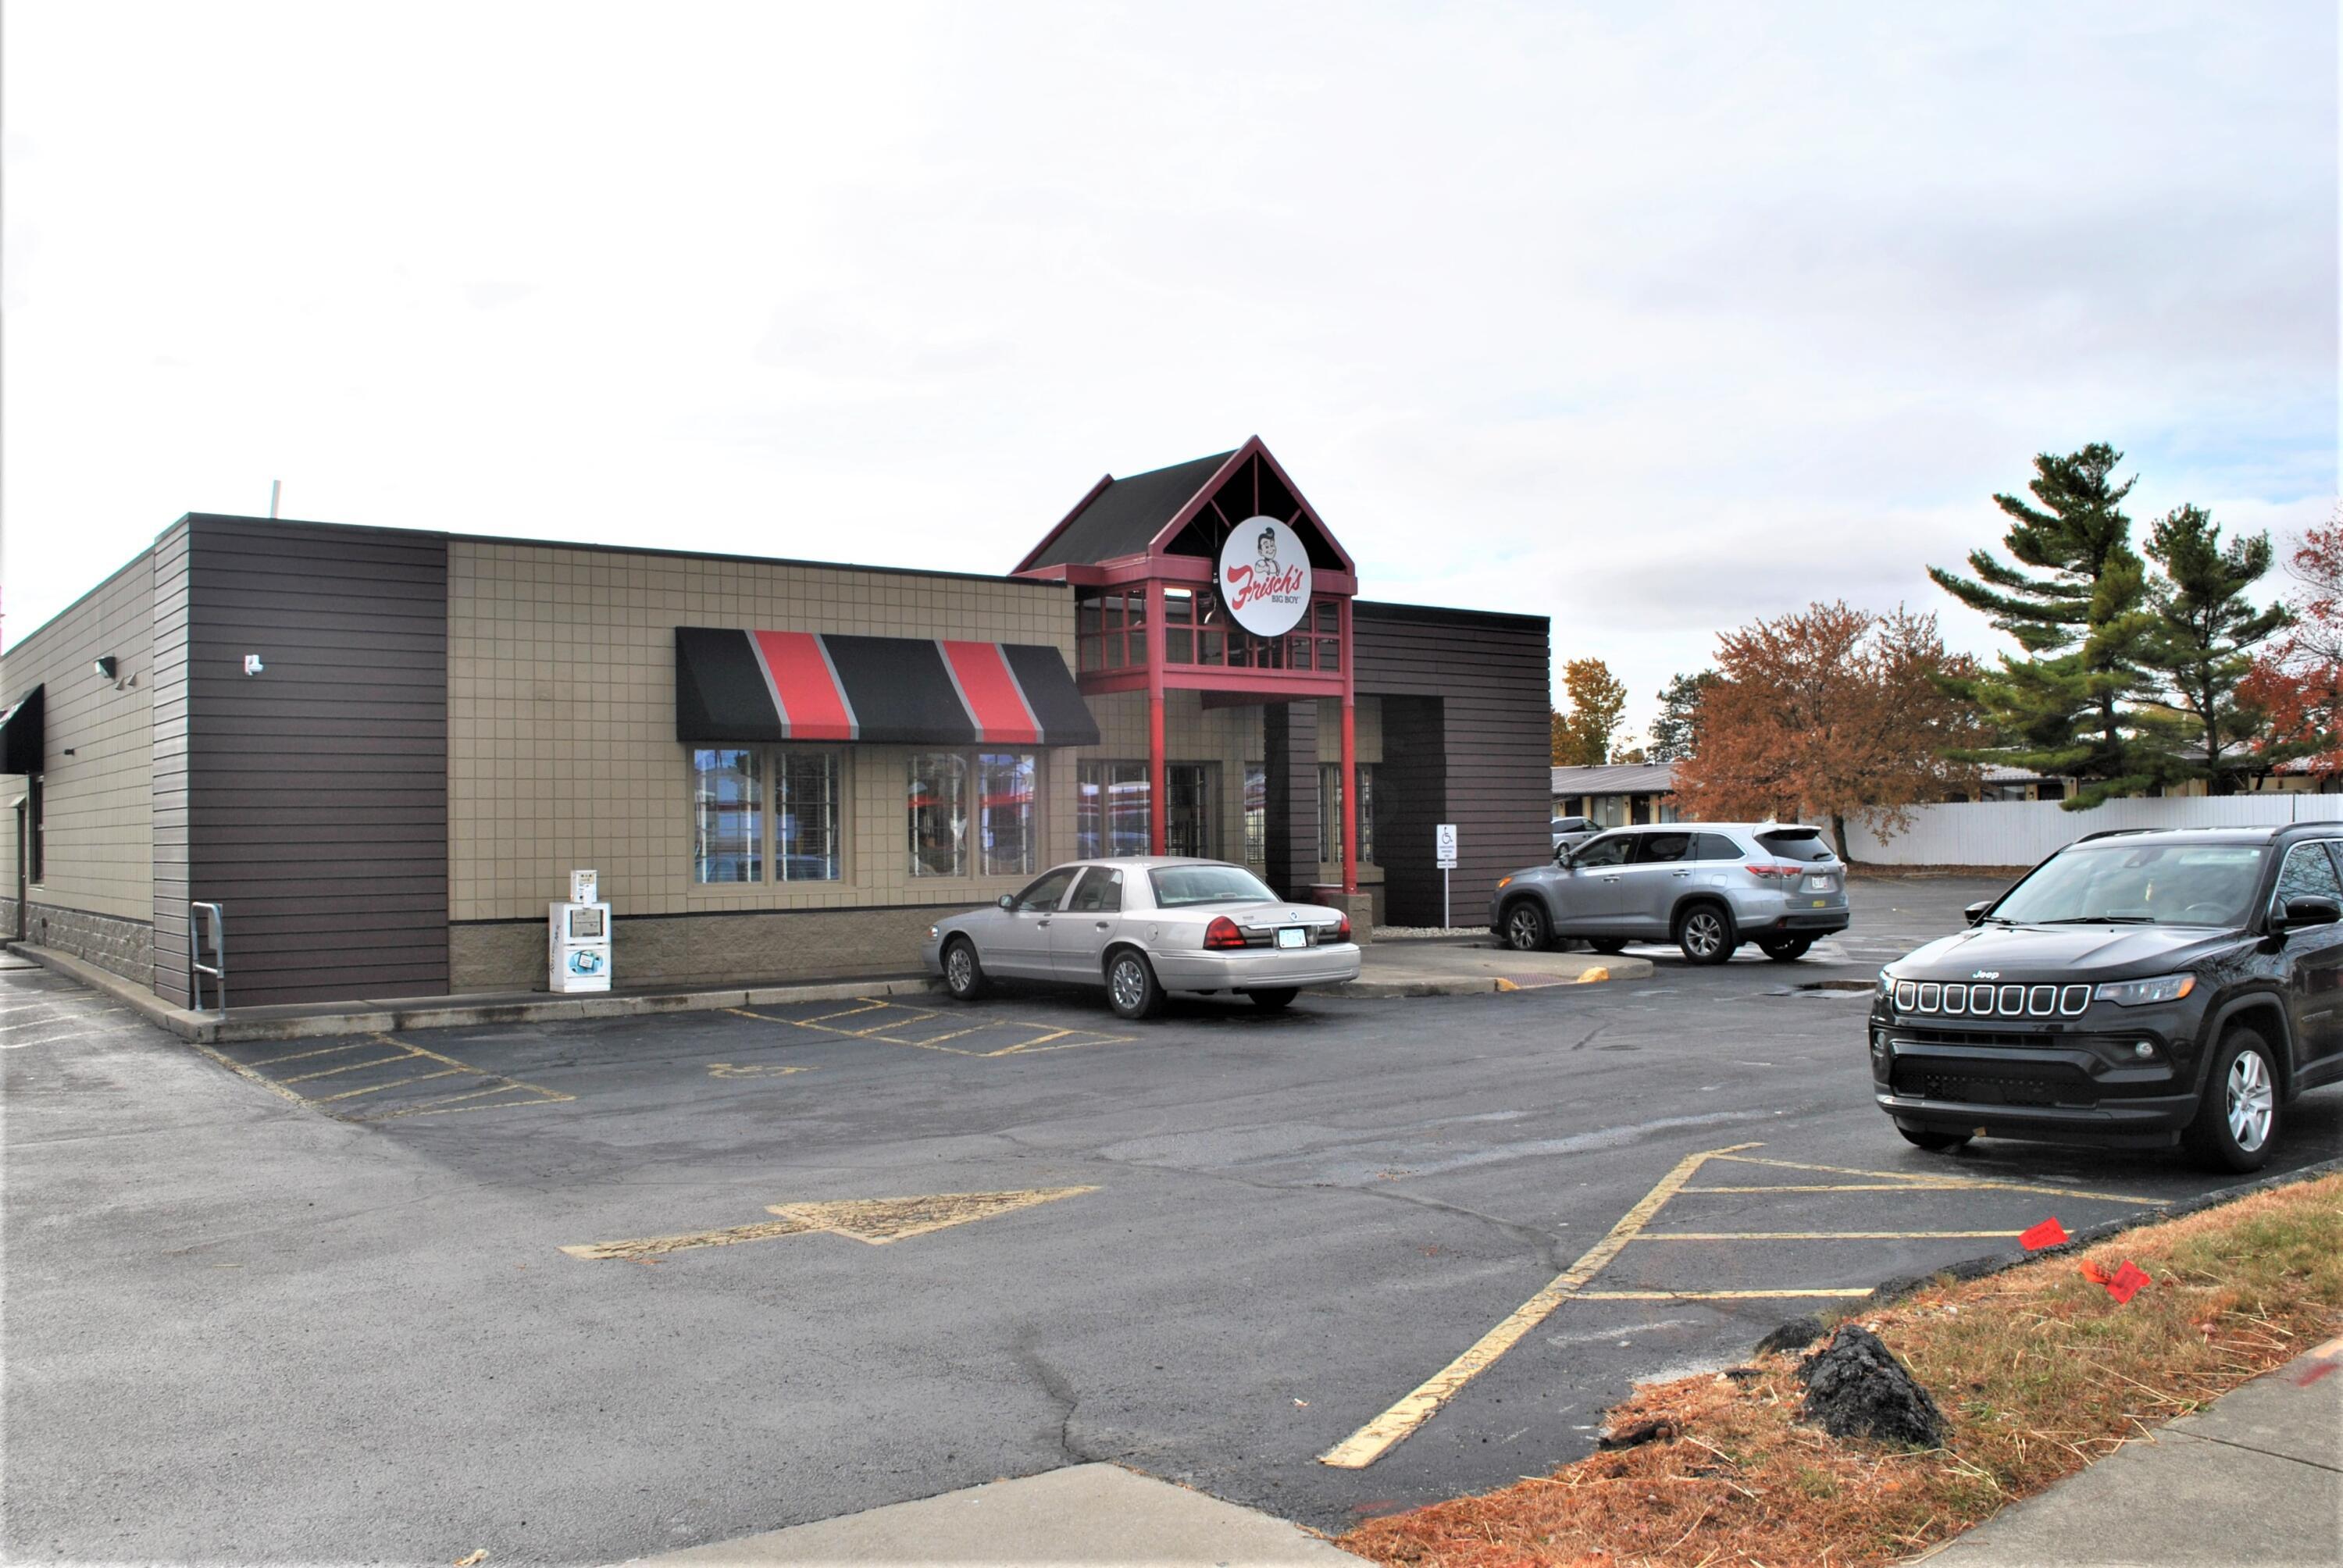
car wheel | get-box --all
[1588,938,1628,955]
[1760,937,1813,962]
[1105,949,1164,1020]
[1502,900,1551,952]
[942,937,989,1002]
[1675,903,1735,965]
[1247,987,1298,1011]
[1897,1125,1972,1153]
[2184,1026,2281,1173]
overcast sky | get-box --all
[4,2,2334,739]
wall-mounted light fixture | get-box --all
[94,656,117,681]
[243,654,266,675]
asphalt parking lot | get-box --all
[6,876,2340,1564]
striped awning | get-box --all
[674,629,1100,747]
[0,685,41,775]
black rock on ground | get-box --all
[1796,1324,1949,1448]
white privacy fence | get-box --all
[1842,794,2343,867]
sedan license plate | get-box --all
[1275,926,1308,950]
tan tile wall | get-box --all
[447,542,1082,922]
[0,552,156,926]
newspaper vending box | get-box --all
[549,875,612,992]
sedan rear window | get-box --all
[1148,864,1279,907]
[1756,829,1835,864]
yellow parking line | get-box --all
[1574,1288,1875,1300]
[1318,1140,1763,1470]
[348,1090,571,1123]
[312,1068,469,1103]
[562,1216,815,1260]
[242,1041,379,1067]
[278,1053,415,1084]
[1706,1154,2168,1206]
[1633,1230,2022,1242]
[1689,1182,2005,1194]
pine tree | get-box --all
[2141,504,2288,793]
[1929,444,2165,808]
[1648,671,1718,763]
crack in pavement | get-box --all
[1011,1328,1104,1468]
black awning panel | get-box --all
[0,685,43,775]
[673,631,1098,748]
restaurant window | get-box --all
[1243,764,1266,867]
[1167,763,1214,858]
[777,750,842,882]
[691,748,765,884]
[1314,762,1381,864]
[1076,592,1148,673]
[908,753,969,878]
[979,753,1037,877]
[1077,761,1150,858]
[27,775,44,885]
[1318,763,1342,864]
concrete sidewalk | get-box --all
[633,1463,1364,1566]
[1336,938,1652,996]
[1918,1338,2343,1566]
[9,933,1646,1045]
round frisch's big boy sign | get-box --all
[1218,516,1313,638]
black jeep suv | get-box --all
[1872,825,2343,1171]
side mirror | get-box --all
[1963,900,1995,927]
[997,894,1016,910]
[2275,895,2341,932]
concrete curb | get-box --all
[5,943,942,1043]
[1333,955,1657,997]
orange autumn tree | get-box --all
[2240,510,2343,779]
[1672,603,1983,861]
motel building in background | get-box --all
[0,439,1550,1010]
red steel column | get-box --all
[1147,579,1168,856]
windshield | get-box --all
[1992,843,2267,927]
[1148,864,1280,908]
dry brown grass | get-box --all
[1339,1173,2343,1568]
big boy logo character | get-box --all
[1218,515,1312,637]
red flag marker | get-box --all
[2019,1217,2069,1251]
[2106,1261,2151,1304]
[2079,1260,2113,1286]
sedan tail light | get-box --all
[1334,911,1353,942]
[1204,916,1246,950]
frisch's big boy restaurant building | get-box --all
[0,439,1550,1009]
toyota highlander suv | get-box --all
[1492,822,1850,964]
[1873,825,2343,1171]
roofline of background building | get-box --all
[5,514,1550,666]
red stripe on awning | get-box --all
[940,640,1041,744]
[752,630,857,740]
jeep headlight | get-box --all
[2093,973,2195,1007]
[1878,968,1895,998]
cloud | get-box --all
[1,0,2333,747]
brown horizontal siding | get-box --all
[152,522,194,1004]
[1355,601,1550,926]
[183,517,449,1005]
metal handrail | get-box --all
[189,901,226,1014]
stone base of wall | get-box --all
[14,903,152,988]
[450,907,946,994]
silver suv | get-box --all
[1491,822,1850,964]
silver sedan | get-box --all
[921,857,1362,1019]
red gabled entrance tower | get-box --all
[1014,437,1361,901]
